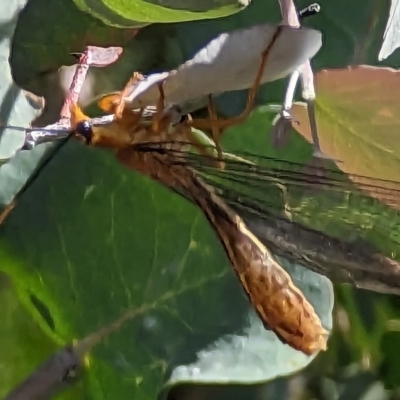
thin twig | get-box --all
[60,46,122,121]
[4,347,80,400]
[0,46,123,226]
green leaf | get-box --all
[8,0,400,396]
[0,139,333,399]
[0,0,43,160]
[112,24,322,112]
[0,0,56,208]
[10,0,138,89]
[379,332,400,389]
[294,0,391,68]
[162,0,393,118]
[73,0,249,28]
[0,272,86,399]
[218,108,400,288]
[292,66,400,184]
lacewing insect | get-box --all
[183,149,400,296]
[5,98,400,355]
[0,104,329,355]
[4,19,391,357]
[68,104,329,355]
[68,99,400,354]
[1,131,331,355]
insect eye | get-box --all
[178,114,189,124]
[75,120,93,144]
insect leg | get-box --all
[206,94,224,161]
[97,72,144,118]
[189,26,284,132]
[151,83,166,135]
[270,70,300,148]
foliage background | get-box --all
[1,0,400,399]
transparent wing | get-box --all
[135,142,400,295]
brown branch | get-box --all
[4,347,79,400]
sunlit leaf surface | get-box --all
[292,66,400,187]
[116,24,321,110]
[73,0,250,28]
[0,141,333,398]
[379,0,400,60]
[3,0,400,399]
[10,0,137,88]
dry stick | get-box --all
[278,0,327,159]
[0,46,123,227]
[4,303,148,400]
[61,46,122,121]
[4,347,80,400]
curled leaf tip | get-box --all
[87,46,123,68]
